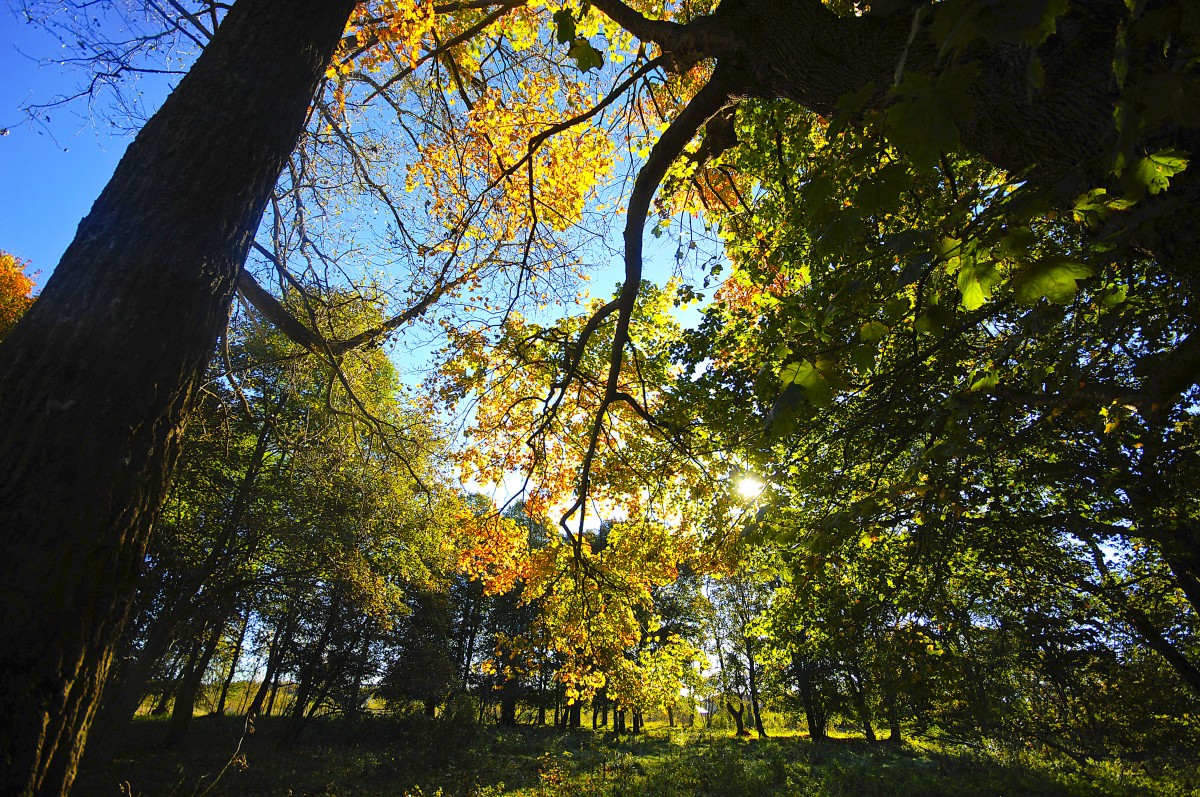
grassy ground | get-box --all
[72,715,1199,797]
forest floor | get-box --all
[72,715,1198,797]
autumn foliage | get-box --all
[0,251,35,341]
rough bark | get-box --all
[0,1,356,794]
[591,0,1150,199]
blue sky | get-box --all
[0,7,166,289]
[0,6,712,315]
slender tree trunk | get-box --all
[149,687,174,717]
[86,626,179,761]
[163,621,224,747]
[215,611,250,716]
[345,636,372,718]
[794,654,826,741]
[847,665,876,742]
[499,689,517,726]
[92,418,269,749]
[282,595,339,745]
[0,2,356,794]
[248,615,292,721]
[887,697,903,744]
[745,637,767,738]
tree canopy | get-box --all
[2,0,1199,794]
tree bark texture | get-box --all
[0,1,356,794]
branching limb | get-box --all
[559,69,735,539]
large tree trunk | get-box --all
[0,4,356,792]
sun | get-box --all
[736,475,765,500]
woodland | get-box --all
[0,0,1198,795]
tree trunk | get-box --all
[847,665,876,743]
[0,2,356,794]
[745,637,767,738]
[885,676,902,744]
[163,621,225,747]
[499,689,517,726]
[794,655,827,741]
[248,615,293,721]
[86,625,179,761]
[92,415,271,749]
[725,701,748,736]
[215,611,250,716]
[281,595,340,746]
[568,701,581,729]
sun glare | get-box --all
[736,475,765,500]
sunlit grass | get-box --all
[73,715,1196,797]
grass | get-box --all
[71,715,1199,797]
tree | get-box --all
[87,299,451,750]
[0,251,35,341]
[0,4,356,792]
[3,0,1199,792]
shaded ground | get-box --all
[72,715,1197,797]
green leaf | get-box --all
[969,370,998,392]
[1071,188,1135,227]
[956,258,1001,311]
[1101,283,1128,307]
[552,9,576,44]
[860,321,890,343]
[896,254,932,288]
[828,81,876,136]
[884,65,978,170]
[849,344,878,373]
[567,37,604,72]
[779,359,835,407]
[915,303,954,334]
[780,360,816,388]
[1012,256,1094,305]
[1124,149,1190,197]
